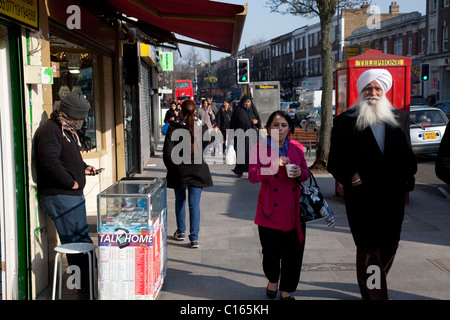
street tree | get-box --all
[266,0,364,172]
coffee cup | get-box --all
[285,164,296,178]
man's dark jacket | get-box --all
[327,107,417,248]
[34,118,87,196]
[436,122,450,185]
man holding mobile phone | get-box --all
[34,92,100,295]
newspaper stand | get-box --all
[334,49,412,196]
[97,178,167,300]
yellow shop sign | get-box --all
[0,0,38,29]
[355,59,405,67]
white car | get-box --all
[409,106,448,155]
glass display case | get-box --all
[97,178,166,227]
[97,178,167,300]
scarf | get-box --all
[51,110,81,147]
[267,136,290,156]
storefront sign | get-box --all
[346,45,360,59]
[255,84,278,89]
[355,59,405,67]
[0,0,39,30]
[160,52,174,71]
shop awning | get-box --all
[105,0,247,56]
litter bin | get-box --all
[97,178,167,300]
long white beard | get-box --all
[355,94,399,131]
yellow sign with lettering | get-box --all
[355,59,405,67]
[0,0,38,29]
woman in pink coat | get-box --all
[249,110,310,300]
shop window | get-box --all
[51,51,97,153]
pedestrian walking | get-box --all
[34,91,99,293]
[248,110,310,300]
[207,97,218,115]
[436,122,450,185]
[327,68,417,300]
[163,100,213,248]
[229,95,261,177]
[164,101,181,123]
[215,99,233,153]
[197,99,215,130]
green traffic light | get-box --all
[242,76,247,81]
[423,76,428,80]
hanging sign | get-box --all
[160,52,174,71]
[0,0,39,30]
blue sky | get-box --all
[178,0,426,62]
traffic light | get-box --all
[421,63,430,81]
[237,58,250,84]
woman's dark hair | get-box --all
[181,100,196,153]
[266,110,295,134]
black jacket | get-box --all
[327,107,417,248]
[34,118,87,196]
[163,120,213,189]
[215,106,233,131]
[436,122,450,185]
[230,104,261,131]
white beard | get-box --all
[355,94,399,131]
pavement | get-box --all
[37,139,450,301]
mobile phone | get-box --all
[95,168,105,174]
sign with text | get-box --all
[160,52,174,71]
[0,0,39,30]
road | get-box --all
[414,154,450,200]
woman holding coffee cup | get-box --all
[248,110,310,300]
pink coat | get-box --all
[248,139,310,243]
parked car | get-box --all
[280,101,299,123]
[410,95,428,107]
[410,106,449,155]
[300,105,335,131]
[432,101,450,120]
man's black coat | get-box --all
[328,107,417,248]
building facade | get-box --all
[210,2,421,100]
[424,0,450,101]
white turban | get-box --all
[356,69,393,95]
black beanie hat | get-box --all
[59,92,90,120]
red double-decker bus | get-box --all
[174,79,194,104]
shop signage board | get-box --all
[0,0,39,30]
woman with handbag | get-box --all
[163,100,213,248]
[248,110,310,300]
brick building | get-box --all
[208,2,409,99]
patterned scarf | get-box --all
[51,110,81,147]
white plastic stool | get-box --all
[52,242,97,300]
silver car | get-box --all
[410,106,448,155]
[280,101,299,123]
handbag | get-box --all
[161,122,170,135]
[299,170,335,228]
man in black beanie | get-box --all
[34,92,99,295]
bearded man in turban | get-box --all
[327,69,417,300]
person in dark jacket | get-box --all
[229,95,261,177]
[436,122,450,185]
[164,101,181,123]
[328,69,417,300]
[163,100,213,248]
[34,91,99,292]
[215,99,233,153]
